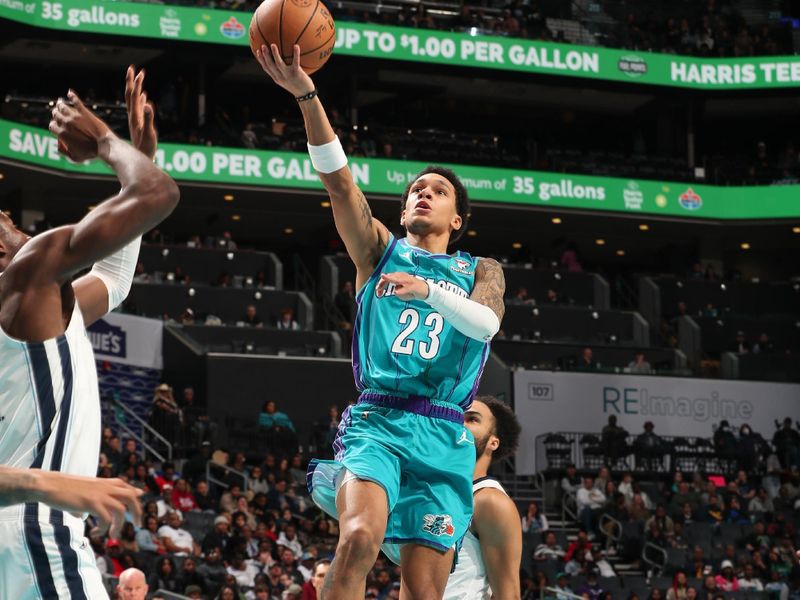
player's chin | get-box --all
[405,216,436,235]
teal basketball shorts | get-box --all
[307,392,476,564]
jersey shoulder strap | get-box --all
[473,476,508,496]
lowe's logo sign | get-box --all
[88,319,127,358]
[602,386,753,422]
[528,383,554,402]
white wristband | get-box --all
[307,136,348,174]
[424,280,500,342]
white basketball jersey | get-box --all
[444,478,508,600]
[0,299,101,487]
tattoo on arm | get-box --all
[358,192,373,231]
[472,258,506,322]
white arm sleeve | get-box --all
[307,136,348,174]
[424,280,500,342]
[88,236,142,312]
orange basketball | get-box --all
[249,0,336,75]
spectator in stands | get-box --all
[687,546,711,579]
[181,387,217,447]
[277,308,300,330]
[601,415,629,464]
[192,480,216,512]
[279,548,305,584]
[562,463,581,498]
[671,482,701,518]
[634,422,664,471]
[738,564,764,591]
[576,477,607,534]
[749,488,774,518]
[136,515,166,555]
[334,281,355,323]
[177,557,206,595]
[159,511,200,557]
[753,333,775,354]
[119,522,139,554]
[577,347,597,371]
[699,575,718,600]
[560,245,582,273]
[184,441,212,486]
[629,493,651,522]
[147,557,181,594]
[242,304,263,328]
[566,528,594,567]
[278,523,304,557]
[303,559,330,600]
[203,515,232,555]
[738,425,763,473]
[554,573,574,600]
[703,495,724,524]
[249,465,269,495]
[133,261,150,283]
[772,417,800,469]
[688,262,704,280]
[724,497,749,524]
[509,286,533,305]
[258,401,297,454]
[150,383,182,443]
[627,350,653,374]
[667,572,691,600]
[156,483,180,518]
[105,435,123,475]
[577,570,604,600]
[197,547,227,591]
[227,552,260,589]
[522,502,549,533]
[534,531,566,561]
[716,560,740,591]
[730,331,751,354]
[172,478,198,512]
[646,505,675,538]
[713,420,738,466]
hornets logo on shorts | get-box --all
[422,514,455,537]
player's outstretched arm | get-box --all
[0,466,143,538]
[473,488,522,600]
[4,91,179,301]
[255,43,389,287]
[375,257,505,341]
[73,66,161,326]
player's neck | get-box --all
[404,231,451,255]
[473,453,492,479]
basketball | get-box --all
[249,0,336,75]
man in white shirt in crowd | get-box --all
[738,564,764,591]
[158,511,199,556]
[576,476,607,536]
[277,523,304,557]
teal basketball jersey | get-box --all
[352,235,490,409]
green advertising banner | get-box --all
[2,118,799,219]
[2,0,800,89]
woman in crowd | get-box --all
[522,501,549,533]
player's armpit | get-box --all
[473,489,522,600]
[71,274,110,327]
[470,258,506,322]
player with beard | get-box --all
[444,396,523,600]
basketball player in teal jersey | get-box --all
[257,45,506,600]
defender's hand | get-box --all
[36,472,143,538]
[49,91,113,162]
[377,272,429,301]
[255,43,315,98]
[125,66,158,160]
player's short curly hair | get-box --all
[400,166,470,244]
[474,395,521,462]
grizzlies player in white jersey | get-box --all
[257,44,505,599]
[445,396,523,600]
[0,68,179,599]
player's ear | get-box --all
[450,213,462,233]
[489,435,500,452]
[400,206,407,227]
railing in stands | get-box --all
[561,489,578,531]
[545,586,586,600]
[108,396,173,462]
[642,541,668,575]
[205,460,249,494]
